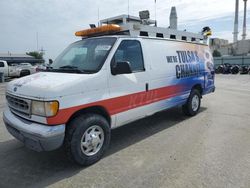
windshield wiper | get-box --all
[58,65,85,73]
[59,65,78,69]
[59,66,97,73]
[73,68,95,73]
[44,66,95,74]
[44,67,84,74]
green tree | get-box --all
[26,51,44,60]
[212,50,221,57]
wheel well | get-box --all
[192,84,203,96]
[21,69,30,73]
[67,106,111,126]
[20,69,30,76]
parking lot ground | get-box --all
[0,75,250,188]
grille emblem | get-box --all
[13,87,17,92]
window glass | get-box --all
[51,37,116,73]
[182,36,187,41]
[140,31,148,36]
[170,35,176,39]
[61,48,87,64]
[113,40,144,72]
[156,33,164,38]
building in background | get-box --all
[210,38,250,56]
[210,0,249,57]
[0,53,42,65]
[209,38,229,54]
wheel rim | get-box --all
[191,95,199,111]
[80,125,104,156]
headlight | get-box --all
[32,101,59,117]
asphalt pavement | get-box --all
[0,75,249,188]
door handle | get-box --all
[146,83,149,92]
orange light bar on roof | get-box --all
[75,24,121,37]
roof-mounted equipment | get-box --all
[75,24,121,37]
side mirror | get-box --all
[49,59,53,65]
[112,61,132,75]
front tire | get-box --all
[64,114,110,166]
[182,89,201,116]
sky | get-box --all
[0,0,249,61]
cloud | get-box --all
[0,0,249,60]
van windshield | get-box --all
[50,37,116,74]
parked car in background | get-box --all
[0,60,37,78]
[0,60,18,77]
[35,64,47,72]
[15,63,37,77]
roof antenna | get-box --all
[154,0,157,26]
[98,7,100,26]
[127,0,130,22]
[36,32,39,51]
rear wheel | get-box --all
[64,113,110,166]
[182,89,201,116]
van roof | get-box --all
[76,19,205,44]
[80,35,208,46]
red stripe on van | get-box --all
[46,84,183,125]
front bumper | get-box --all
[3,107,65,152]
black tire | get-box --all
[182,89,201,116]
[64,113,110,166]
[20,70,30,77]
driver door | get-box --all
[108,39,150,127]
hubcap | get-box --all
[80,125,104,156]
[191,95,199,111]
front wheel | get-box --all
[64,114,110,166]
[182,89,201,116]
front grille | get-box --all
[6,94,31,117]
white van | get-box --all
[3,23,215,165]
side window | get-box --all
[0,62,4,67]
[113,40,144,72]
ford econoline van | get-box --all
[3,23,215,165]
